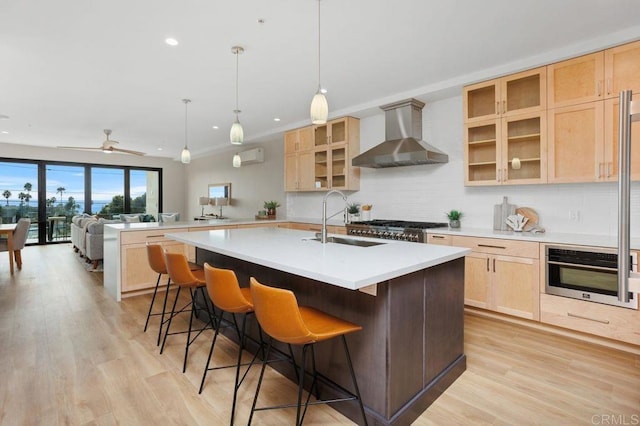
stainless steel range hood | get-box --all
[352,98,448,168]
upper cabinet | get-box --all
[548,40,640,108]
[285,117,360,192]
[284,127,313,154]
[464,68,547,186]
[463,67,546,123]
[464,40,640,186]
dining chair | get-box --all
[0,218,31,270]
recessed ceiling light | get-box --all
[157,147,163,151]
[1,131,9,134]
[165,37,179,46]
[0,114,9,120]
[212,125,219,130]
[273,118,281,122]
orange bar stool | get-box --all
[161,251,216,373]
[248,278,368,426]
[200,264,263,425]
[144,244,203,346]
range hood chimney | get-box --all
[352,98,448,168]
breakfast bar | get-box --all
[167,227,470,425]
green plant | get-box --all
[263,201,281,209]
[347,202,360,214]
[446,210,463,221]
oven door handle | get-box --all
[547,260,618,272]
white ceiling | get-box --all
[1,0,639,160]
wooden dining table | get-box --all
[0,223,17,275]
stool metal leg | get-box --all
[157,277,172,346]
[342,335,368,426]
[143,273,163,332]
[160,286,182,354]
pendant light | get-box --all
[181,98,191,164]
[310,0,328,125]
[232,153,241,168]
[230,46,245,145]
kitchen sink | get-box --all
[307,236,386,247]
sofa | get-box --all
[71,214,155,269]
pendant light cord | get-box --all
[317,0,321,91]
[183,99,190,149]
[235,48,240,117]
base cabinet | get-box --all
[453,236,540,320]
[540,293,640,346]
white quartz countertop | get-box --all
[105,217,289,231]
[427,227,640,249]
[165,227,470,290]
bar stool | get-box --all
[161,251,216,373]
[248,277,368,426]
[144,244,202,346]
[199,264,262,425]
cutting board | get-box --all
[493,196,516,231]
[515,207,539,231]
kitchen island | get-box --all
[167,227,470,425]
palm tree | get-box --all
[23,182,32,210]
[2,190,10,206]
[57,187,65,207]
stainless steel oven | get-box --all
[545,245,638,309]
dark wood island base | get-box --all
[197,249,466,425]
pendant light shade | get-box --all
[181,98,191,164]
[310,0,328,124]
[230,46,244,145]
[232,153,241,168]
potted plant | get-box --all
[347,202,360,223]
[446,210,463,228]
[263,201,280,219]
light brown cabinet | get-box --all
[540,293,640,346]
[464,67,546,123]
[285,116,360,192]
[425,233,452,245]
[464,68,546,186]
[284,127,313,154]
[465,112,546,185]
[548,96,640,183]
[547,40,640,108]
[452,236,540,320]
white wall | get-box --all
[0,142,186,217]
[184,141,285,219]
[286,96,640,237]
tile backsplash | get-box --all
[287,95,640,237]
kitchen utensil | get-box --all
[515,207,539,232]
[494,196,516,231]
[506,214,529,232]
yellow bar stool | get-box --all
[200,264,264,425]
[248,277,368,426]
[144,244,203,346]
[161,251,216,373]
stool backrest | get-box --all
[250,277,313,344]
[164,251,197,285]
[12,218,31,250]
[146,243,167,274]
[203,263,252,313]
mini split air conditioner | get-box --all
[238,147,264,165]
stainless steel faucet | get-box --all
[321,189,348,243]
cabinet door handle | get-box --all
[431,235,445,239]
[606,78,611,95]
[295,141,299,151]
[502,100,506,115]
[607,162,612,177]
[478,244,507,249]
[503,168,507,182]
[567,312,610,324]
[486,258,490,272]
[146,234,166,239]
[596,162,602,179]
[597,80,602,97]
[493,258,496,272]
[496,168,501,182]
[496,101,500,116]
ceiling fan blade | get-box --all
[110,146,145,156]
[57,145,103,151]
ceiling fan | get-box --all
[57,129,145,156]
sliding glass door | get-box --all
[44,164,84,242]
[0,160,39,243]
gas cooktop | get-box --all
[350,220,448,230]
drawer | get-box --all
[540,293,640,345]
[426,233,451,245]
[238,223,278,228]
[188,225,238,232]
[120,227,185,245]
[451,236,539,258]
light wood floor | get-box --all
[0,244,638,425]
